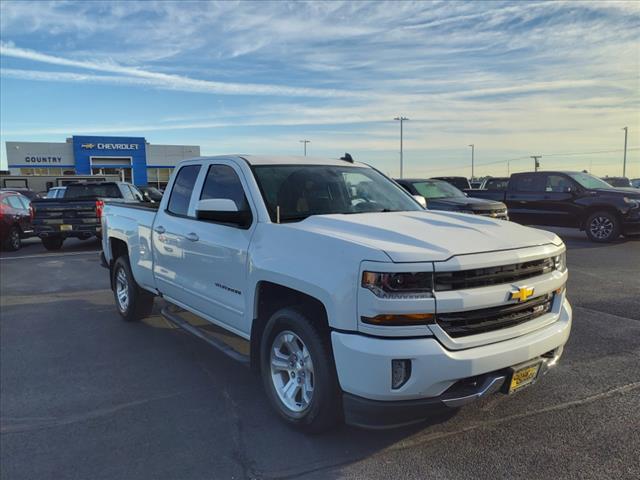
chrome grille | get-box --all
[437,293,554,338]
[434,257,554,291]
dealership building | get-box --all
[4,135,201,189]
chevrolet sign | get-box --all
[82,143,140,150]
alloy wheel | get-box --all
[115,267,129,312]
[590,216,614,240]
[270,330,315,413]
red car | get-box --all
[0,191,34,251]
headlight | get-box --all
[623,197,639,208]
[362,271,433,298]
[553,252,567,272]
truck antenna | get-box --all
[340,153,354,163]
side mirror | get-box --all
[196,198,251,227]
[413,195,427,209]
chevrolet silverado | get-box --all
[101,155,572,431]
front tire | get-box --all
[42,236,64,251]
[585,211,620,243]
[111,255,154,322]
[3,226,21,251]
[260,307,341,433]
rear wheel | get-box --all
[42,236,64,251]
[585,211,620,243]
[260,307,341,433]
[111,255,154,322]
[3,226,21,251]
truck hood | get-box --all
[291,210,561,262]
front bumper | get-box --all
[332,297,572,427]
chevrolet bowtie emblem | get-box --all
[81,143,95,149]
[510,286,534,302]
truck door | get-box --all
[175,162,255,335]
[536,173,582,227]
[152,164,202,302]
[506,173,547,225]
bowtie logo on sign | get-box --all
[81,143,95,149]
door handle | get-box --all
[154,226,166,234]
[185,232,199,242]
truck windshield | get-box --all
[64,184,121,199]
[567,173,614,189]
[253,165,422,222]
[411,180,465,199]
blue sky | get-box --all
[1,0,639,177]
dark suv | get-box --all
[0,191,34,251]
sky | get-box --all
[1,0,639,178]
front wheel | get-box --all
[42,237,64,251]
[111,255,154,322]
[260,307,341,433]
[585,211,620,243]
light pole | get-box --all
[622,127,628,177]
[394,116,408,178]
[468,144,475,179]
[299,139,311,156]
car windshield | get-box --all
[411,180,465,199]
[567,173,615,189]
[252,165,422,222]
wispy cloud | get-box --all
[0,42,367,98]
[1,1,639,176]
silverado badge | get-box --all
[510,286,534,302]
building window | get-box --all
[19,167,70,176]
[147,167,174,189]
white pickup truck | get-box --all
[101,155,572,431]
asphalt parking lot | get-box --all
[1,231,639,480]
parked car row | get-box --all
[0,182,163,251]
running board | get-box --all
[160,306,250,366]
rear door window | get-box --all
[545,174,576,192]
[167,165,201,216]
[512,174,546,192]
[485,179,508,190]
[120,185,135,201]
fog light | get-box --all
[391,359,411,389]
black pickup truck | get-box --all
[31,182,146,250]
[467,171,640,242]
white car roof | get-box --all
[241,154,362,167]
[185,154,363,167]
